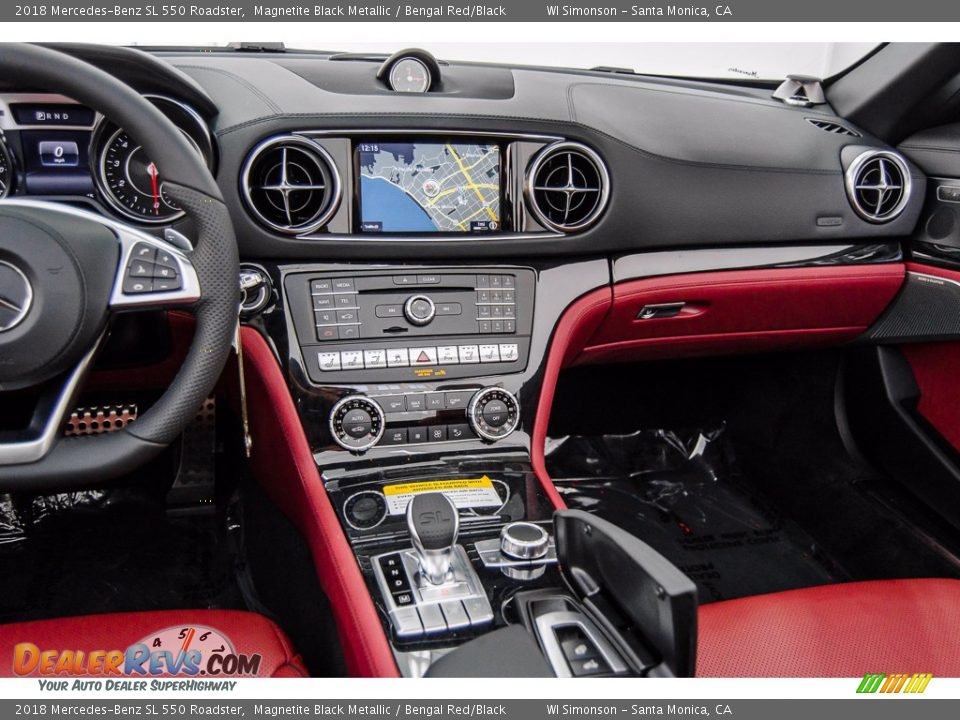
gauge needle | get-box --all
[148,162,160,213]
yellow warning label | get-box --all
[384,476,494,496]
[382,476,501,515]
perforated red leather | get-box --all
[697,579,960,677]
[0,610,307,678]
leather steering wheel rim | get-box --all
[0,43,239,489]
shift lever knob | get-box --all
[406,492,459,585]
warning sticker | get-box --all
[383,476,502,515]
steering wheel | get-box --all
[0,43,239,490]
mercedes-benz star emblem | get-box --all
[0,261,33,333]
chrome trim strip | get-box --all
[523,141,611,233]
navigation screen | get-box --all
[358,141,501,234]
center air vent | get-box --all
[845,150,912,224]
[525,142,610,233]
[241,135,341,235]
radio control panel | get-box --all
[285,268,536,383]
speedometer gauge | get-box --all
[91,95,214,226]
[0,138,12,199]
[99,128,189,223]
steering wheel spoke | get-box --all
[0,334,103,465]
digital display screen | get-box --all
[358,141,501,234]
[20,130,94,196]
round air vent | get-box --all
[241,135,341,234]
[845,150,912,224]
[525,142,610,233]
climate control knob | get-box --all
[404,294,436,326]
[329,395,385,452]
[467,387,520,442]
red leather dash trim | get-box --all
[234,328,398,678]
[530,287,613,505]
[580,264,904,364]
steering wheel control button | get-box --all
[122,276,153,294]
[468,387,520,442]
[500,522,551,561]
[404,294,436,326]
[329,395,385,452]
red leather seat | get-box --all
[0,610,307,678]
[697,578,960,677]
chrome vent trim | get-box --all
[845,150,912,224]
[806,118,860,137]
[524,142,610,233]
[241,135,342,235]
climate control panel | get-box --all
[329,386,520,452]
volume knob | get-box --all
[500,522,550,560]
[404,294,436,326]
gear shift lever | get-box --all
[406,492,459,585]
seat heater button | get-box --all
[479,344,501,363]
[387,348,410,367]
[410,347,438,366]
[499,344,519,362]
[463,597,493,626]
[440,601,471,630]
[341,351,364,370]
[437,346,459,365]
[392,607,424,638]
[418,604,447,634]
[318,352,341,371]
[458,345,479,364]
[364,349,387,369]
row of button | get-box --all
[476,274,516,289]
[122,243,183,294]
[375,390,474,413]
[311,278,359,341]
[380,423,475,446]
[318,343,520,372]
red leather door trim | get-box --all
[230,328,398,677]
[579,265,905,365]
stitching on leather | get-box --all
[175,64,283,114]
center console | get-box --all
[247,245,697,677]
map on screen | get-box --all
[358,142,501,233]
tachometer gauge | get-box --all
[91,95,214,225]
[0,138,12,199]
[389,57,432,93]
[98,128,192,223]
